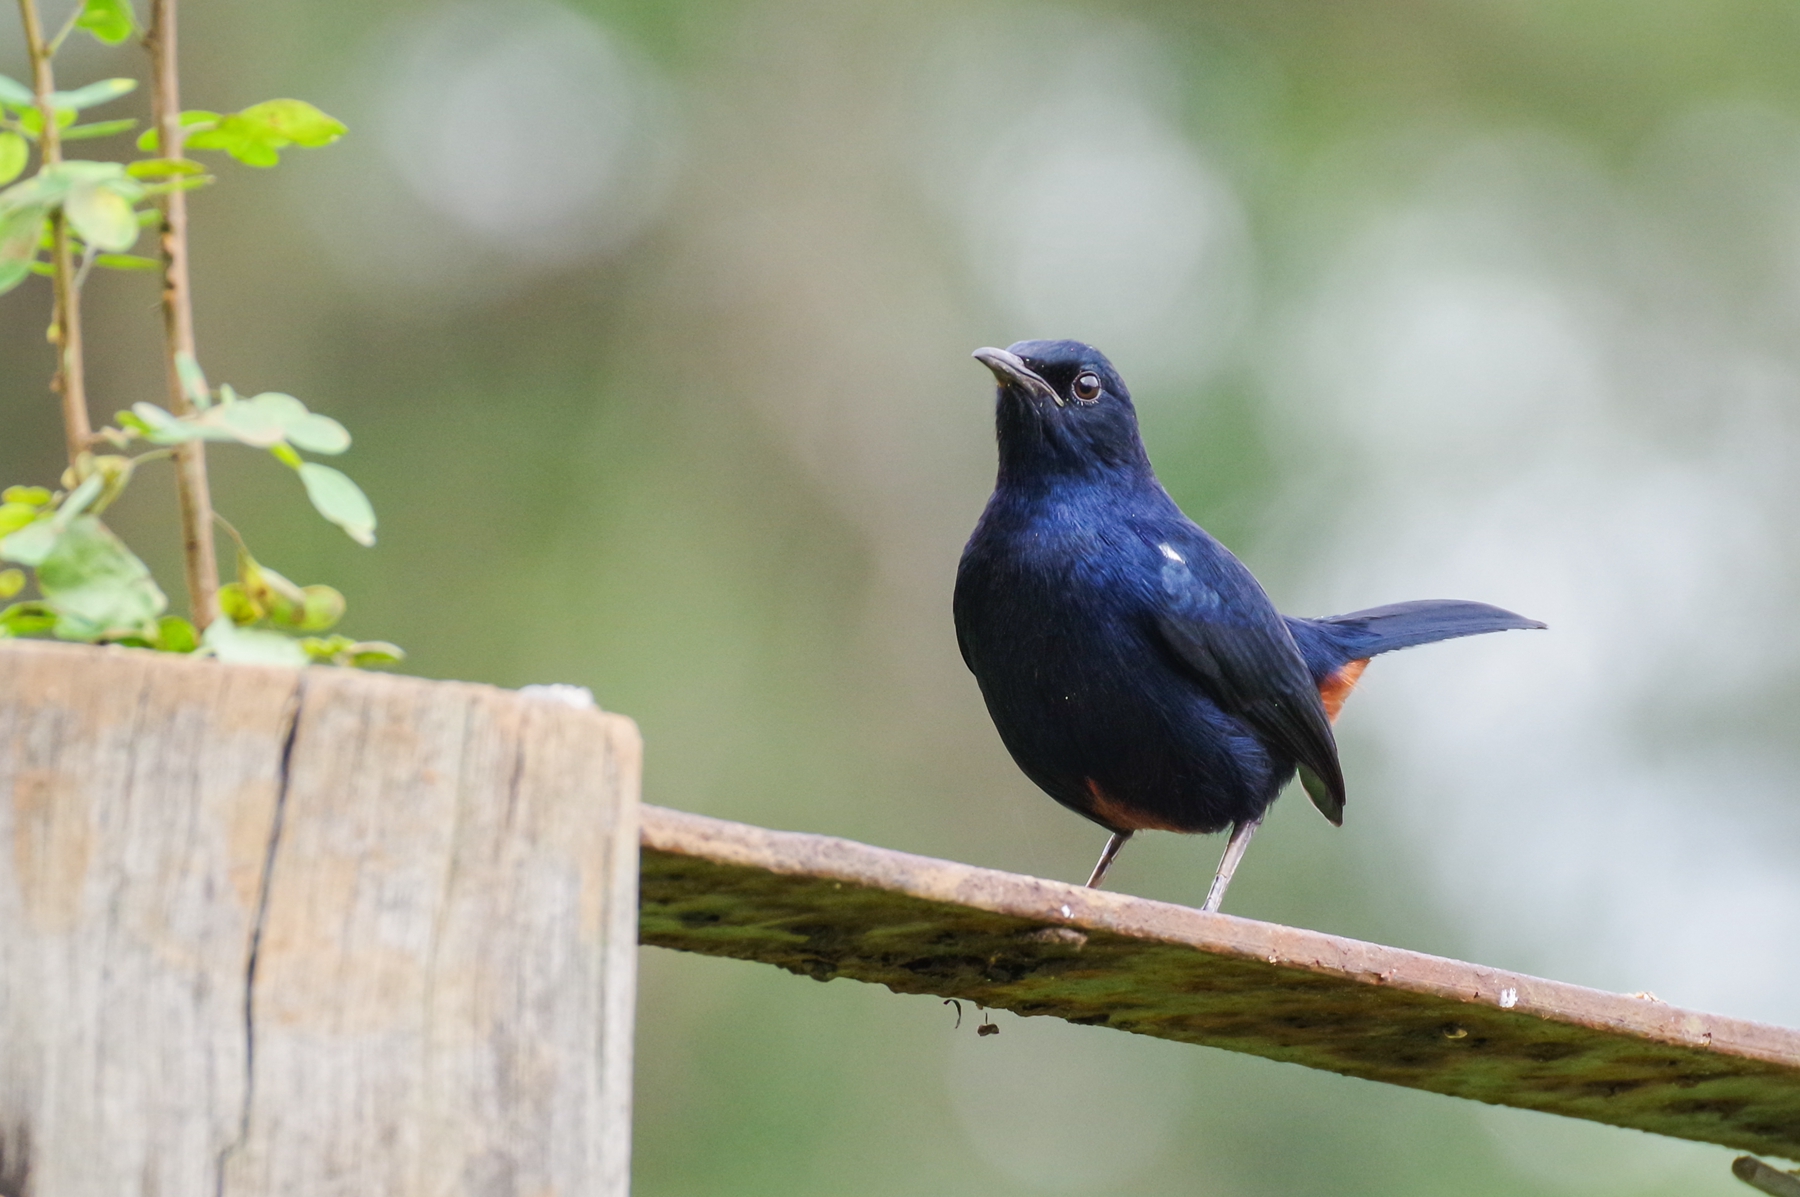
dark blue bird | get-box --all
[954,340,1543,910]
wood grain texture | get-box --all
[640,805,1800,1161]
[0,640,640,1197]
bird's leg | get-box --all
[1202,818,1263,913]
[1085,831,1133,888]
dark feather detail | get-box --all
[1155,610,1346,825]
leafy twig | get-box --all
[1,5,379,665]
[144,0,219,629]
[16,0,92,466]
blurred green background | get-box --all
[8,1,1800,1193]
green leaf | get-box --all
[50,609,107,642]
[0,204,47,297]
[0,75,34,109]
[202,619,308,667]
[62,118,137,141]
[1,519,58,566]
[300,634,405,668]
[299,633,351,662]
[126,402,191,442]
[223,391,349,454]
[154,615,198,653]
[0,601,57,637]
[297,463,376,546]
[215,391,306,445]
[95,252,158,270]
[50,78,137,112]
[145,390,292,446]
[285,411,350,454]
[113,410,153,436]
[0,504,37,538]
[120,382,353,458]
[0,133,26,187]
[14,106,75,139]
[52,160,137,185]
[0,568,23,599]
[175,351,209,409]
[185,122,276,167]
[34,515,166,632]
[349,641,404,667]
[2,486,52,508]
[126,157,205,179]
[184,99,345,167]
[165,390,343,449]
[8,160,136,212]
[64,180,140,251]
[135,111,220,152]
[239,99,347,147]
[76,0,136,44]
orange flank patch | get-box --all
[1084,777,1187,832]
[1319,658,1370,724]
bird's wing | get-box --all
[1148,540,1347,824]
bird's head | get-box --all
[972,340,1150,482]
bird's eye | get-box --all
[1072,372,1102,403]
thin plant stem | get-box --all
[16,0,91,468]
[145,0,220,629]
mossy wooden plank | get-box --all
[640,805,1800,1160]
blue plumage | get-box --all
[954,340,1543,905]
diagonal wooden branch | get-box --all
[144,0,219,629]
[16,0,90,467]
[641,805,1800,1161]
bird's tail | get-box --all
[1288,599,1544,679]
[1318,599,1544,655]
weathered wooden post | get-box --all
[0,640,641,1196]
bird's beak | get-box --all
[972,347,1063,408]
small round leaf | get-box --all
[285,412,350,455]
[297,463,376,546]
[65,182,139,251]
[75,0,135,45]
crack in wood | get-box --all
[214,675,303,1197]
